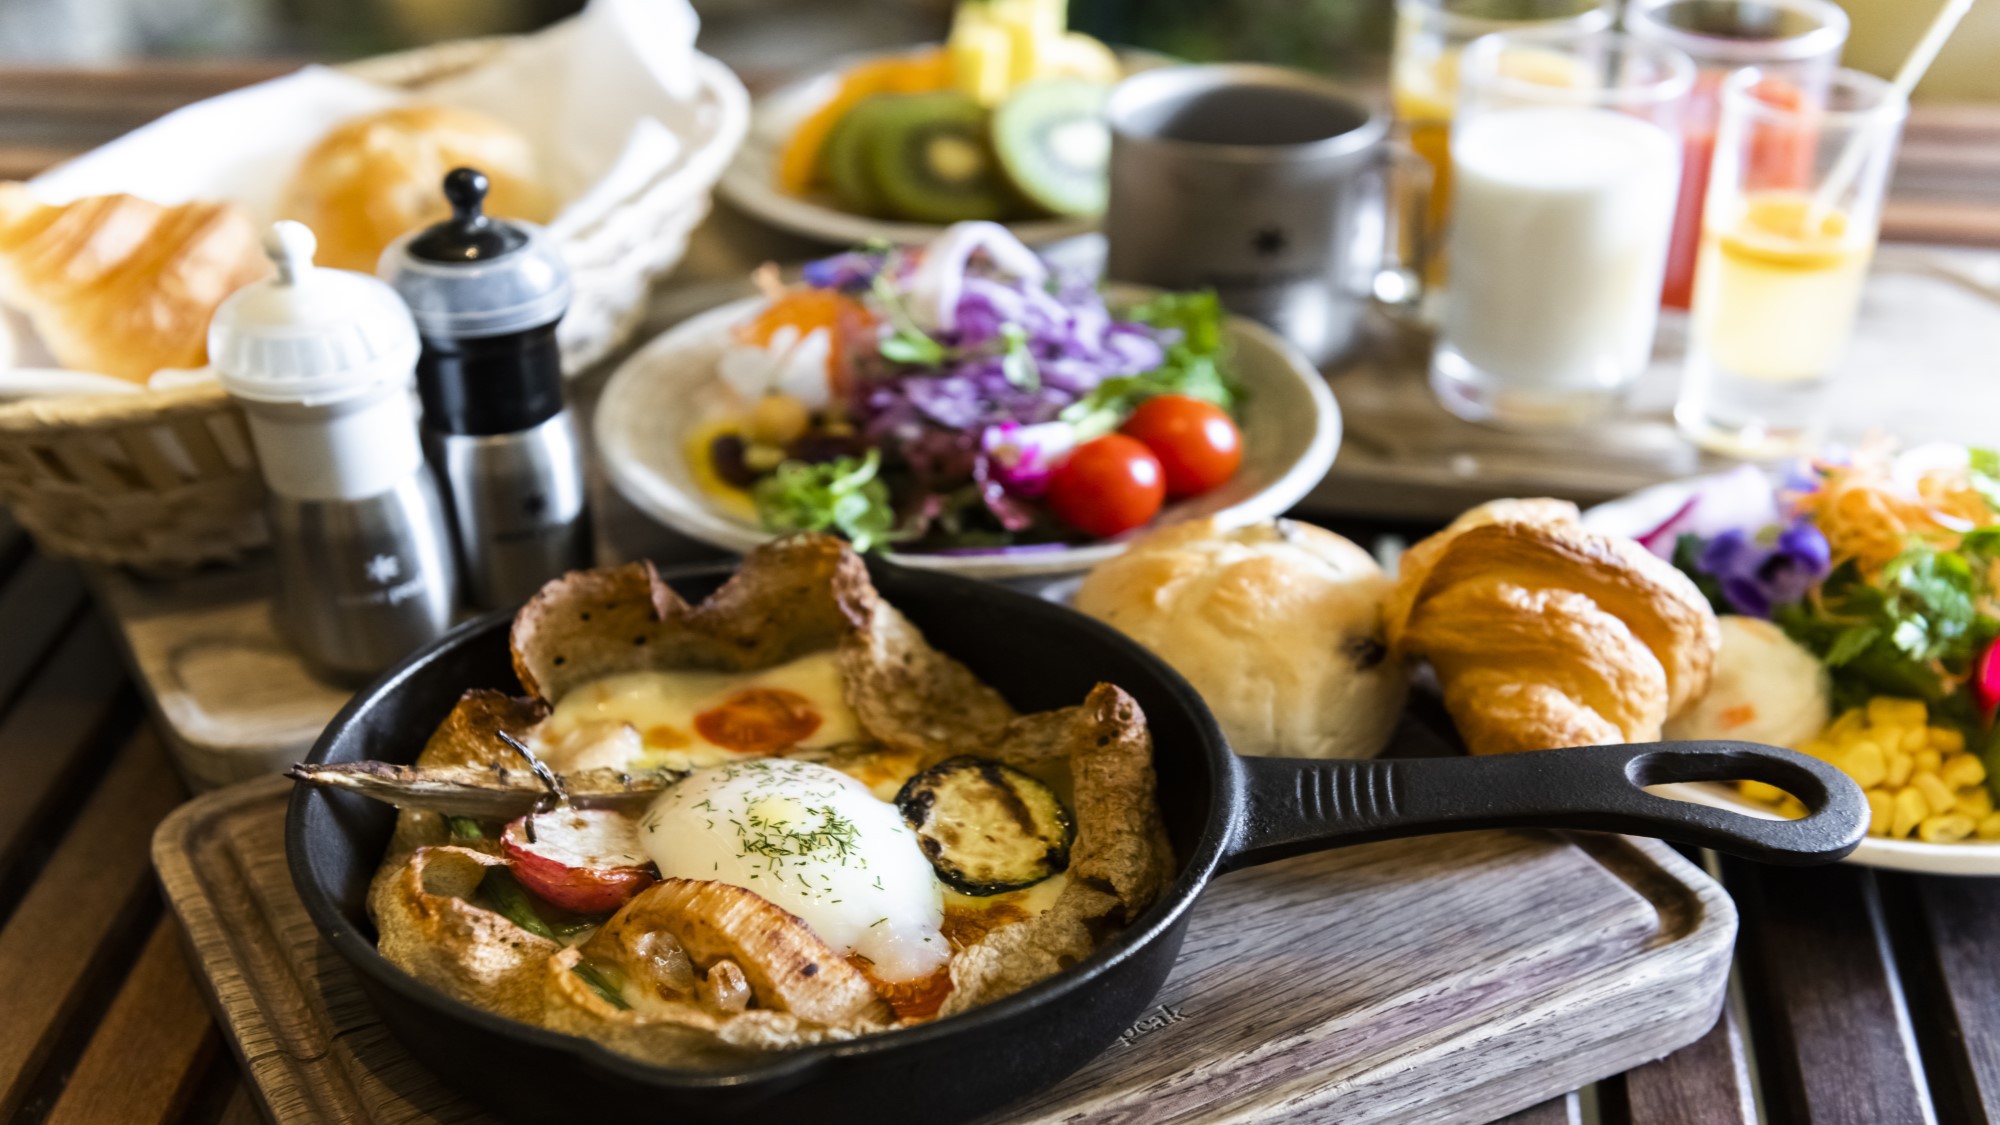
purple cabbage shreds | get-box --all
[1697,521,1832,618]
[801,249,889,292]
[971,453,1040,531]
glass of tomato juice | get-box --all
[1626,0,1848,310]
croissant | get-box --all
[0,183,268,383]
[1385,498,1720,755]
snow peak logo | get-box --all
[1117,1003,1189,1047]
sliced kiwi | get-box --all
[992,78,1112,218]
[863,92,1014,224]
[821,97,890,216]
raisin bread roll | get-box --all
[1076,518,1406,759]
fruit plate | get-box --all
[595,289,1340,581]
[1586,473,2000,876]
[718,48,1112,248]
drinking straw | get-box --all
[1807,0,1972,226]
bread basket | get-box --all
[0,37,749,570]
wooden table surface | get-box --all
[4,57,2000,1125]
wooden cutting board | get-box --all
[155,776,1736,1125]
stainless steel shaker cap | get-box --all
[208,221,421,406]
[379,167,571,340]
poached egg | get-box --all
[640,759,949,982]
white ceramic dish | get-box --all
[717,53,1101,248]
[596,290,1341,580]
[1588,472,2000,876]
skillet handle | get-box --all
[1220,740,1869,874]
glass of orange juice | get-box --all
[1675,68,1907,460]
[1389,0,1612,300]
[1626,0,1848,311]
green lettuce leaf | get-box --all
[752,450,902,553]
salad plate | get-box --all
[1587,457,2000,877]
[597,284,1339,581]
[719,66,1100,248]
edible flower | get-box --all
[1977,639,2000,720]
[1694,520,1832,618]
[980,421,1076,498]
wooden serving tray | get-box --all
[155,776,1737,1124]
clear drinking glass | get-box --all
[1627,0,1849,310]
[1390,0,1614,285]
[1430,28,1693,427]
[1675,67,1906,460]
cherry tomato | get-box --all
[694,688,823,754]
[1046,435,1165,539]
[1119,395,1244,498]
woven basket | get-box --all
[0,37,749,570]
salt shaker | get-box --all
[209,222,457,683]
[381,167,591,610]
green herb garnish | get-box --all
[751,449,903,553]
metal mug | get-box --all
[1105,65,1425,368]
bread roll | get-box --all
[1075,518,1406,759]
[1386,498,1721,755]
[282,104,552,273]
[0,184,267,383]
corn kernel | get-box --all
[1829,709,1867,739]
[1931,727,1967,753]
[1867,790,1895,836]
[1920,813,1977,844]
[1955,787,1995,818]
[1887,751,1916,789]
[1840,742,1888,789]
[1916,749,1944,775]
[1739,780,1788,806]
[1870,697,1928,728]
[1904,727,1931,753]
[1802,738,1838,761]
[1777,796,1808,820]
[1915,771,1958,815]
[1942,754,1987,790]
[1894,788,1930,838]
[1980,812,2000,840]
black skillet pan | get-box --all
[288,558,1867,1125]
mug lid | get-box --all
[208,222,420,406]
[380,168,571,339]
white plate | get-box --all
[716,52,1102,248]
[1586,475,2000,875]
[596,289,1341,580]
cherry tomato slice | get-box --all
[695,688,822,754]
[1118,395,1243,499]
[1045,435,1165,539]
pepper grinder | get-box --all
[209,222,457,683]
[381,167,591,609]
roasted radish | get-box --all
[501,809,657,914]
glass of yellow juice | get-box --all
[1675,68,1908,460]
[1389,0,1613,298]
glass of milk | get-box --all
[1391,0,1615,301]
[1430,28,1694,427]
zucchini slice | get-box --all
[895,756,1073,895]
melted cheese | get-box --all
[941,872,1069,948]
[539,650,862,774]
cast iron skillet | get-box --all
[289,558,1867,1124]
